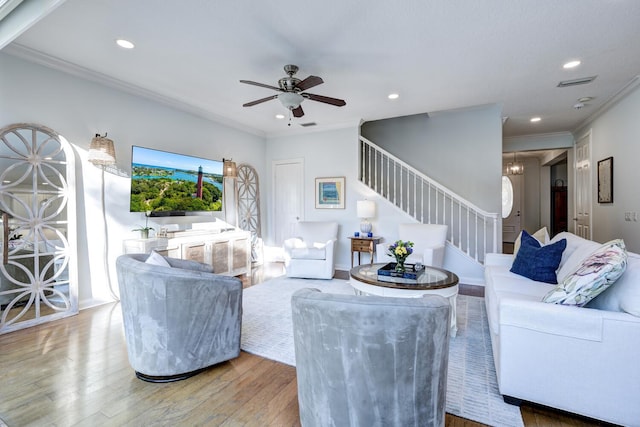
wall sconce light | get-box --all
[223,158,237,178]
[357,200,376,234]
[88,133,116,166]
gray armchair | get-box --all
[115,253,242,382]
[292,289,451,427]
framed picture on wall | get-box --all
[315,177,345,209]
[597,156,613,203]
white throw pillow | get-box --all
[513,227,549,257]
[553,234,602,283]
[543,239,627,307]
[145,251,171,267]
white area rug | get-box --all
[241,276,524,427]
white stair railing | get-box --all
[359,136,499,264]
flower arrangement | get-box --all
[387,240,414,272]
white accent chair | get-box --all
[283,221,339,279]
[376,223,448,268]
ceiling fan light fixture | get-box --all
[388,93,399,100]
[278,92,304,110]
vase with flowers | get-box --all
[387,240,414,273]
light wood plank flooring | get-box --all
[0,265,613,426]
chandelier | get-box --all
[506,153,524,175]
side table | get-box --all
[348,236,382,267]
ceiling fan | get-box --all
[240,64,346,118]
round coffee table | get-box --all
[350,263,460,337]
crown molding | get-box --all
[573,75,640,135]
[3,43,266,138]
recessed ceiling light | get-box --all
[275,114,285,119]
[530,117,541,123]
[388,93,399,100]
[563,60,581,69]
[116,39,135,49]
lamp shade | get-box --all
[223,159,237,177]
[278,92,304,110]
[357,200,375,219]
[88,134,116,166]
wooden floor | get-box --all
[0,265,613,427]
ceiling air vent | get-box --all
[300,122,317,127]
[557,76,597,88]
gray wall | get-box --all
[575,83,640,252]
[361,105,503,214]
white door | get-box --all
[502,174,523,243]
[575,131,592,239]
[273,159,304,246]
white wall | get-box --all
[267,105,503,283]
[0,52,266,308]
[265,126,363,270]
[575,83,640,252]
[360,105,503,213]
[504,132,574,152]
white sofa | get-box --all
[484,232,640,426]
[283,221,338,279]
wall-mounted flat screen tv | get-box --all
[130,145,223,215]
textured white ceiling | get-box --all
[6,0,640,138]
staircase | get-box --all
[359,136,500,265]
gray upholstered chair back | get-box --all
[292,289,451,427]
[116,253,243,382]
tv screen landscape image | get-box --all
[130,146,223,214]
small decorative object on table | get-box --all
[132,210,154,239]
[377,262,425,284]
[387,240,414,273]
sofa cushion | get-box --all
[145,250,171,267]
[484,264,555,335]
[513,226,549,258]
[551,232,602,283]
[289,246,327,260]
[510,231,566,284]
[543,239,628,307]
[588,252,640,316]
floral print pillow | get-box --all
[542,239,627,306]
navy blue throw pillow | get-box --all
[510,230,567,284]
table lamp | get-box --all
[357,200,376,234]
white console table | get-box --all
[123,229,251,280]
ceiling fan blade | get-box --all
[239,80,282,92]
[292,105,305,118]
[295,75,323,91]
[243,94,278,107]
[304,93,346,107]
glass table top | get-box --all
[350,263,459,290]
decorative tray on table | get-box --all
[377,262,425,284]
